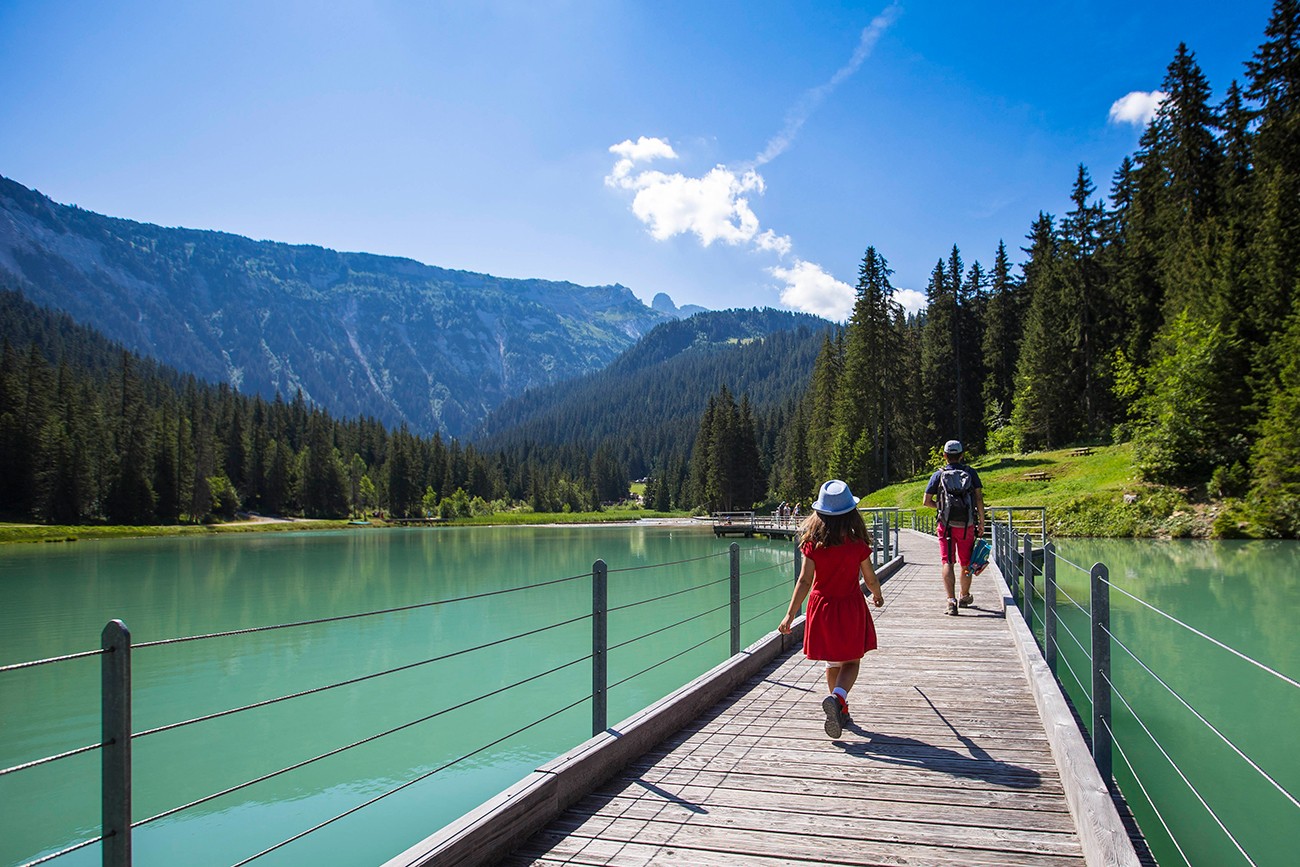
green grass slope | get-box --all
[859,443,1208,538]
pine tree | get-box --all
[980,241,1020,434]
[831,247,898,491]
[1012,214,1080,448]
[920,258,959,445]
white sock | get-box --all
[949,597,958,604]
[832,687,847,700]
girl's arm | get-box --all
[861,558,884,607]
[778,556,816,634]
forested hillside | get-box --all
[0,290,637,522]
[477,308,830,479]
[0,176,668,438]
[736,2,1300,537]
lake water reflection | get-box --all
[0,525,793,867]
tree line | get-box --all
[0,290,629,523]
[683,2,1300,536]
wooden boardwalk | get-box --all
[506,532,1091,866]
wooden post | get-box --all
[1090,562,1112,784]
[1044,542,1058,674]
[592,560,608,736]
[729,543,741,656]
[102,619,132,867]
[1021,535,1034,627]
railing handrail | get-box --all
[994,520,1297,867]
[6,539,795,867]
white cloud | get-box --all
[628,165,765,245]
[770,259,856,321]
[754,229,793,257]
[894,288,927,316]
[606,138,768,247]
[1108,91,1168,127]
[606,136,678,186]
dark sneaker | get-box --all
[840,702,852,727]
[959,594,974,608]
[821,694,845,738]
[945,600,959,616]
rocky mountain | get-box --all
[0,175,670,437]
[651,291,709,319]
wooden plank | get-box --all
[571,783,1079,832]
[398,531,1141,867]
[543,797,1083,855]
[512,817,1085,867]
[614,765,1074,813]
[511,833,1084,867]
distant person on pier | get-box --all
[923,440,985,616]
[778,480,884,739]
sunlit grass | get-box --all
[0,520,350,545]
[858,442,1193,537]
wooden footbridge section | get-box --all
[389,530,1145,867]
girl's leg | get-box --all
[824,664,841,694]
[834,660,860,695]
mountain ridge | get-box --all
[0,175,675,437]
[477,308,832,478]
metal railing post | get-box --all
[1008,529,1019,599]
[1021,535,1034,627]
[592,560,608,736]
[1044,542,1058,673]
[102,619,132,867]
[1091,563,1113,784]
[729,543,741,656]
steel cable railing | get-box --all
[1101,576,1300,690]
[1106,718,1195,867]
[1102,672,1261,867]
[607,574,731,612]
[607,625,735,691]
[5,538,795,867]
[607,599,732,652]
[1103,626,1298,811]
[0,647,104,673]
[20,835,103,867]
[133,613,594,740]
[230,690,595,867]
[132,571,591,649]
[606,549,730,574]
[136,652,594,829]
[993,520,1299,867]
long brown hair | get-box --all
[799,508,869,549]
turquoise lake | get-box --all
[0,525,795,867]
[1,527,1295,867]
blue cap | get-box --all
[811,479,860,515]
[944,440,964,454]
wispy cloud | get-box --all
[751,2,901,167]
[1108,90,1168,127]
[605,6,901,322]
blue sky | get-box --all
[0,0,1278,321]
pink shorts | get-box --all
[938,523,977,567]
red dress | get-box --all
[801,538,877,661]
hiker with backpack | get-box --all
[923,440,985,616]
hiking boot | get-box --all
[821,694,846,738]
[945,600,959,616]
[959,593,974,608]
[840,701,852,727]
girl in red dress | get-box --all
[778,479,884,738]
